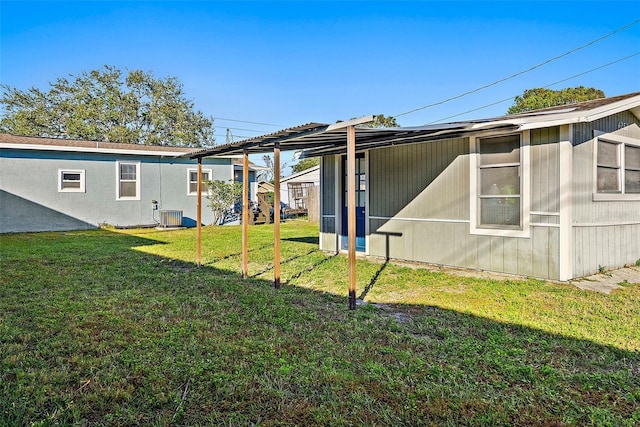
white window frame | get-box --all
[187,168,212,195]
[593,131,640,201]
[116,161,140,201]
[470,131,530,238]
[58,169,86,193]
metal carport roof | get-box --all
[183,118,520,159]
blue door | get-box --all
[341,153,366,252]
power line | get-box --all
[220,125,272,133]
[393,19,640,119]
[214,132,251,140]
[213,117,282,127]
[427,51,640,124]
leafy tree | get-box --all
[205,180,242,225]
[0,65,215,147]
[291,157,320,173]
[507,86,605,114]
[358,114,399,128]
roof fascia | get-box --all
[0,143,191,157]
[281,165,319,182]
[494,95,640,131]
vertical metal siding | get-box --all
[369,138,469,221]
[531,127,560,216]
[363,133,566,279]
[572,113,640,276]
[321,156,336,216]
[320,156,337,251]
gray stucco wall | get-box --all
[0,149,232,233]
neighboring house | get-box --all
[280,165,320,212]
[316,92,640,280]
[0,134,259,233]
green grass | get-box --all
[1,221,639,426]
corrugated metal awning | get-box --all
[183,118,519,159]
[183,91,640,159]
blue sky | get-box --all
[2,1,639,170]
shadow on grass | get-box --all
[1,228,638,426]
[282,235,319,245]
[202,243,275,266]
[358,260,389,300]
[251,248,319,278]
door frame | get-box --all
[340,151,368,253]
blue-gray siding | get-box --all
[0,149,231,233]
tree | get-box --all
[258,154,288,183]
[0,65,215,147]
[291,157,320,173]
[205,180,242,225]
[357,114,399,128]
[507,86,605,114]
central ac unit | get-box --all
[159,210,183,228]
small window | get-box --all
[596,140,620,192]
[625,145,640,193]
[595,137,640,196]
[117,161,140,200]
[188,169,212,195]
[58,169,85,193]
[478,135,521,228]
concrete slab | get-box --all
[570,266,640,294]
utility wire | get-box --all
[213,117,282,127]
[220,125,272,133]
[214,132,251,139]
[427,51,640,124]
[393,19,640,119]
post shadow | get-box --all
[358,230,402,300]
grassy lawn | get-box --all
[1,221,639,426]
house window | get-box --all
[478,135,521,228]
[595,134,640,198]
[596,140,620,192]
[188,169,212,195]
[625,145,640,193]
[58,169,85,193]
[117,161,140,200]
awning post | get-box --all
[196,158,202,267]
[347,125,357,310]
[242,149,249,279]
[274,142,281,288]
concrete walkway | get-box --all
[369,256,640,294]
[569,265,640,294]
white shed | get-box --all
[280,165,320,211]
